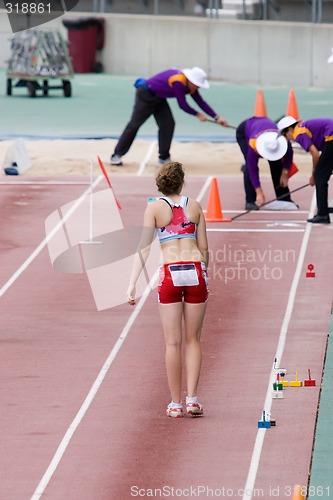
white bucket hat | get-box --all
[277,115,299,134]
[182,67,209,88]
[256,131,288,161]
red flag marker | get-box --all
[288,162,299,178]
[97,156,121,209]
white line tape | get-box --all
[207,228,305,233]
[136,141,157,176]
[0,181,91,185]
[213,210,310,215]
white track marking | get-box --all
[233,220,307,224]
[242,191,316,500]
[0,175,103,296]
[136,141,157,176]
[0,181,91,185]
[197,176,213,203]
[209,210,309,215]
[30,270,158,500]
[207,228,305,233]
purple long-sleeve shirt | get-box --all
[245,117,293,189]
[293,118,333,151]
[145,69,217,118]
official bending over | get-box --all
[111,67,228,167]
[236,116,297,210]
[278,116,333,224]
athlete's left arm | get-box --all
[196,204,209,267]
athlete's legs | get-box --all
[159,302,184,404]
[183,302,207,397]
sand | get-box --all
[0,138,312,178]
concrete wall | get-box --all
[1,11,333,87]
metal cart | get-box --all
[6,29,74,97]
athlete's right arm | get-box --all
[126,204,156,305]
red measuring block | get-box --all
[304,369,316,387]
[306,264,315,278]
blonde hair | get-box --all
[155,161,185,195]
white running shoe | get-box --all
[166,403,183,418]
[186,401,204,417]
[158,157,171,166]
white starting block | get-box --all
[272,389,284,399]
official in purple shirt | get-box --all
[236,117,295,210]
[278,116,333,224]
[110,67,228,166]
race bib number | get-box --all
[168,264,199,287]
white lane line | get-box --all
[197,176,213,203]
[233,220,307,224]
[242,191,316,500]
[0,175,103,296]
[0,181,91,185]
[136,141,157,176]
[221,210,309,214]
[30,178,211,498]
[30,270,158,500]
[207,228,305,233]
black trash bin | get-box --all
[62,17,105,73]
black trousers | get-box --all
[314,141,333,216]
[236,120,291,203]
[114,86,175,160]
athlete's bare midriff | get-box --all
[160,237,205,264]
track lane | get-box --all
[1,175,331,499]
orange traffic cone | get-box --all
[286,89,299,120]
[205,178,231,222]
[291,484,305,500]
[254,90,267,117]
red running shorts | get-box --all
[158,261,209,304]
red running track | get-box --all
[1,175,332,500]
